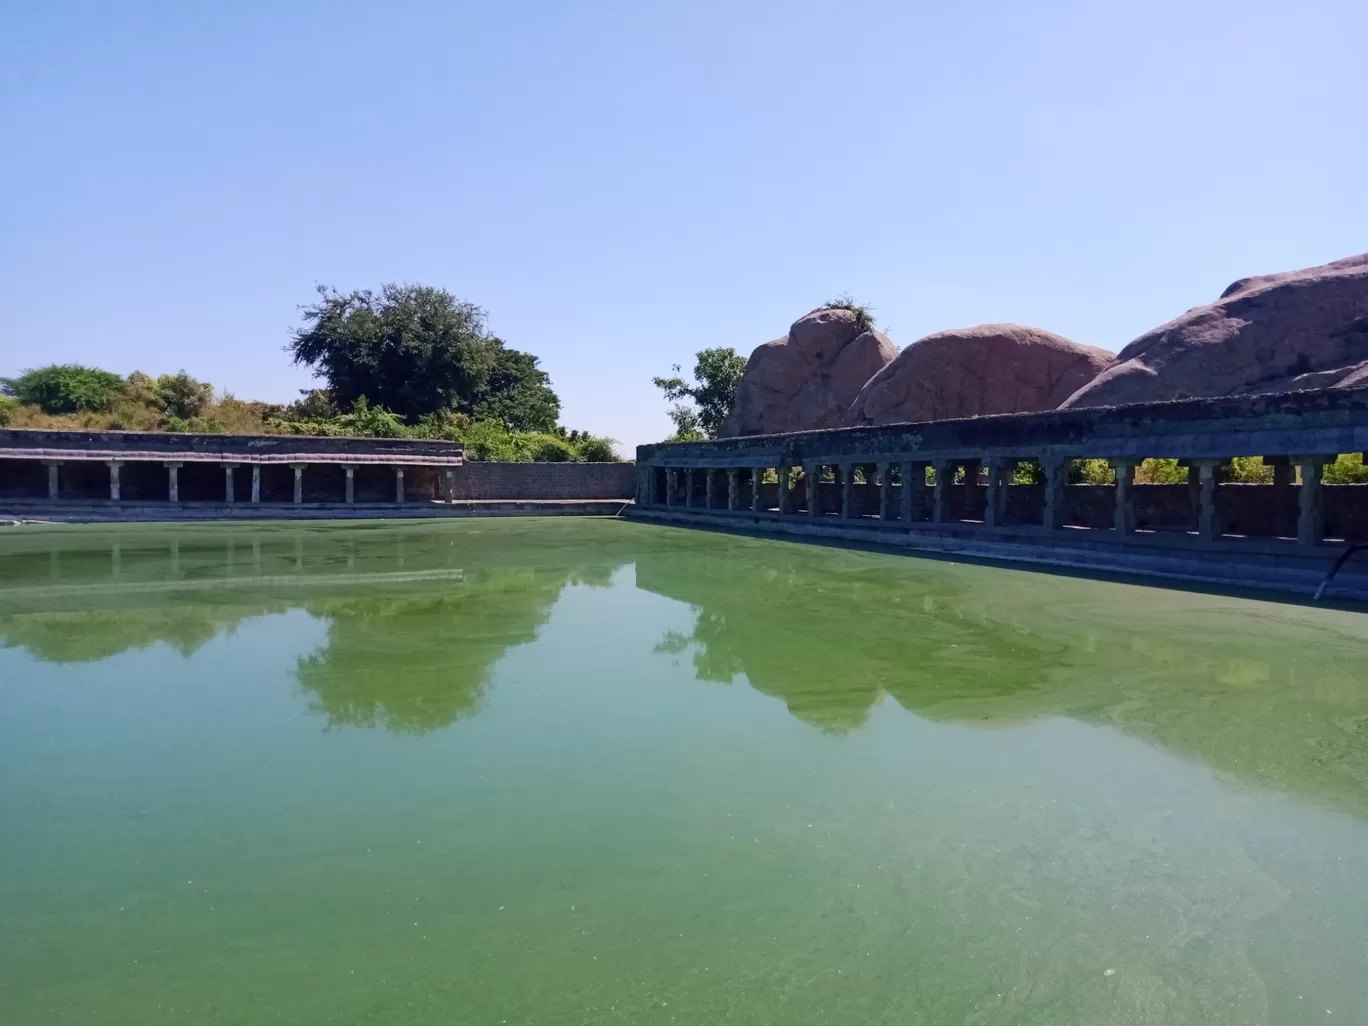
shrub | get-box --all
[529,437,577,462]
[156,372,214,421]
[0,395,16,425]
[343,396,406,438]
[1070,458,1115,484]
[1135,458,1187,484]
[1,364,124,414]
[1324,452,1368,484]
[574,435,619,462]
[824,293,876,333]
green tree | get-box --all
[1,364,123,414]
[155,371,214,420]
[469,343,561,432]
[653,347,746,439]
[288,283,502,421]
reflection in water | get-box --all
[0,523,633,733]
[2,520,1368,1026]
[637,538,1368,820]
[2,521,1366,813]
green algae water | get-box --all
[1,519,1366,1026]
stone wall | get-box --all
[450,463,636,501]
[0,456,635,504]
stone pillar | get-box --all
[107,461,123,502]
[1180,462,1200,532]
[223,464,237,503]
[705,468,716,510]
[164,462,181,503]
[752,468,763,512]
[931,460,954,524]
[251,465,261,504]
[45,461,60,501]
[1271,459,1295,538]
[1041,458,1068,530]
[346,467,356,503]
[292,464,305,505]
[1193,459,1220,541]
[727,469,739,511]
[394,467,405,505]
[1295,456,1327,546]
[840,463,855,519]
[984,458,1013,527]
[805,464,820,517]
[900,462,915,522]
[877,463,891,520]
[1111,460,1136,535]
[777,467,791,515]
[443,468,454,504]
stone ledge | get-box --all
[0,499,630,523]
[629,507,1368,603]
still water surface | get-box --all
[1,519,1366,1025]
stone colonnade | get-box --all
[26,459,465,506]
[639,456,1345,545]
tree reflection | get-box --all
[636,539,1368,818]
[0,522,637,734]
[296,570,575,732]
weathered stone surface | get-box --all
[720,308,897,436]
[842,324,1112,427]
[1062,253,1368,408]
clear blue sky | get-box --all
[3,0,1365,452]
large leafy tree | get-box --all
[1,364,124,414]
[289,283,559,427]
[653,347,746,439]
[470,343,561,433]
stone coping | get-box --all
[637,388,1368,466]
[0,428,464,465]
[0,447,463,466]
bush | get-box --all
[824,293,875,333]
[1324,452,1368,484]
[0,395,16,426]
[1070,458,1115,485]
[343,396,406,438]
[1,364,124,414]
[574,435,619,462]
[1135,458,1186,484]
[156,371,214,421]
[529,437,577,462]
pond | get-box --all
[1,518,1365,1025]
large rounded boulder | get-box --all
[841,324,1113,427]
[720,307,897,436]
[1061,253,1368,408]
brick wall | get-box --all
[450,462,636,501]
